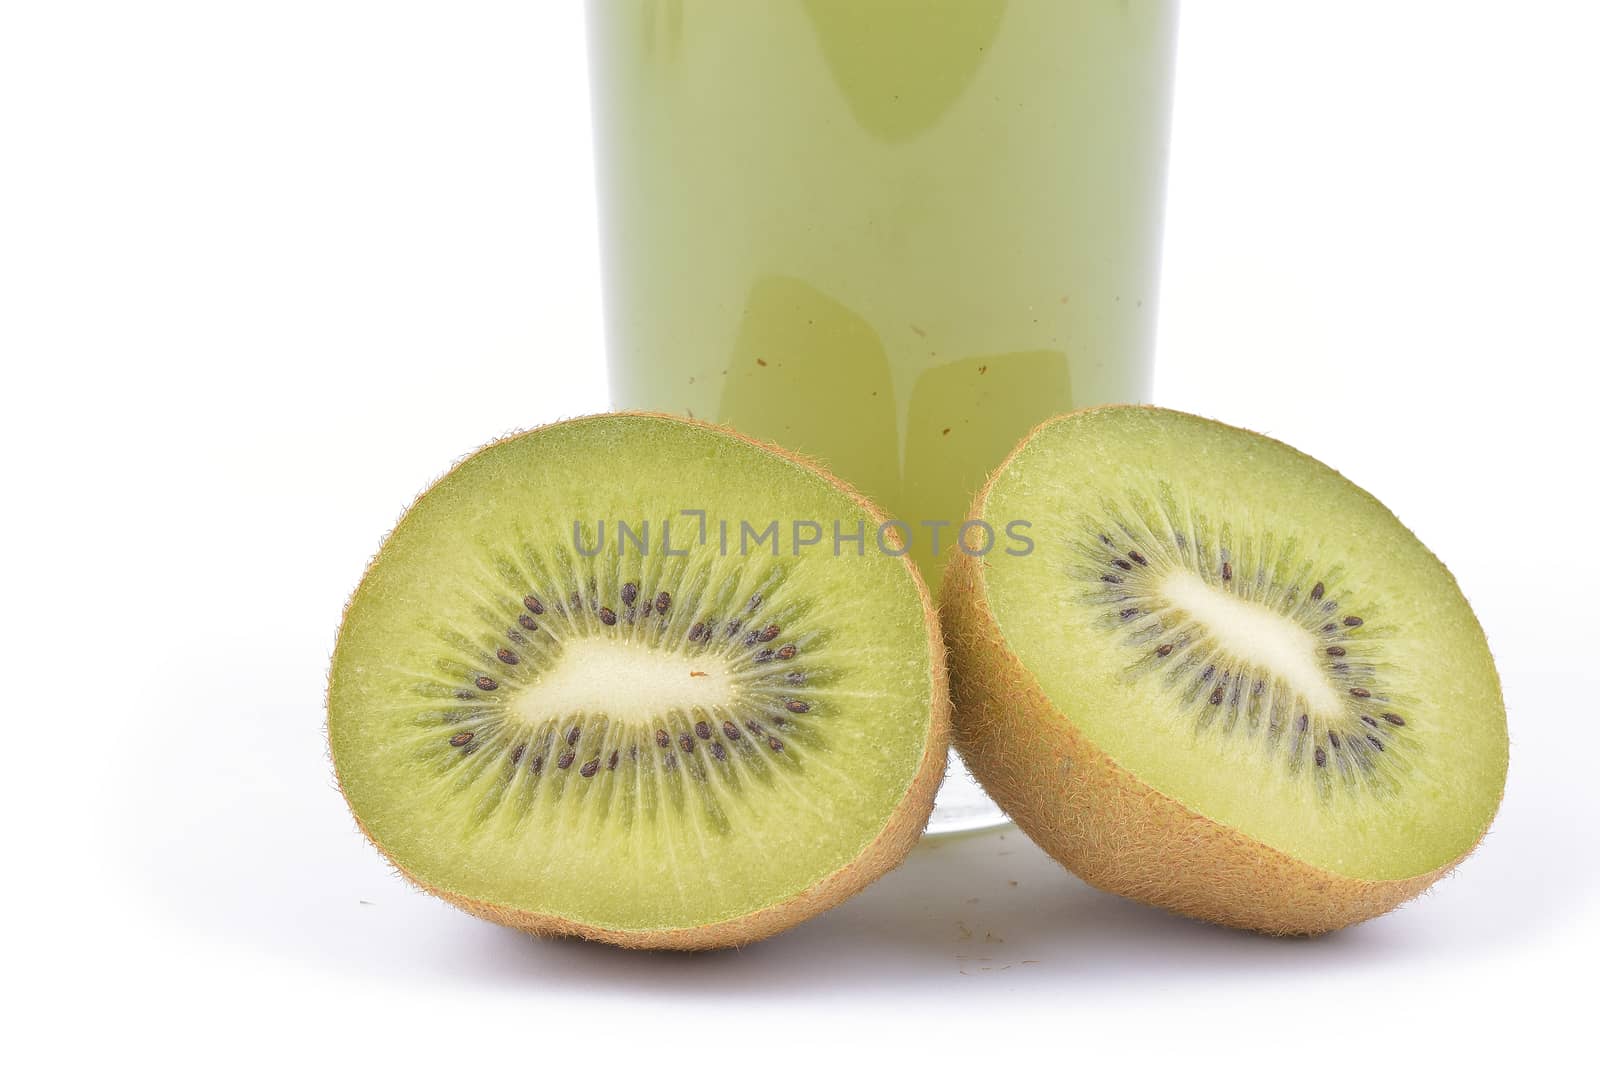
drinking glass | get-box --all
[586,0,1177,833]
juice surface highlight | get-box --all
[588,0,1176,584]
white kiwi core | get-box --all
[509,638,740,726]
[1160,570,1342,718]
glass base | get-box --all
[924,749,1011,836]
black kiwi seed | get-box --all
[1350,687,1371,699]
[1101,574,1123,584]
[1383,712,1406,726]
[1362,715,1379,727]
[1367,735,1384,751]
[1156,643,1174,657]
[1314,747,1327,767]
[1209,686,1224,705]
[1326,646,1346,657]
[1114,559,1133,571]
[1120,607,1140,619]
[1344,616,1363,628]
[1329,734,1342,748]
[413,562,833,788]
[1221,561,1233,581]
[1128,550,1148,565]
[1311,582,1325,600]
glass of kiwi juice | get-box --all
[585,0,1178,833]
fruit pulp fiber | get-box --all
[588,0,1177,587]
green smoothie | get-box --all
[587,0,1176,585]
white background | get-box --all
[3,2,1597,1062]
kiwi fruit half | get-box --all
[942,406,1507,934]
[328,413,948,949]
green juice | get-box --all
[587,0,1176,585]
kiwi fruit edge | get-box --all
[328,412,950,951]
[941,405,1508,935]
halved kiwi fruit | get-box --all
[942,406,1507,934]
[328,413,948,950]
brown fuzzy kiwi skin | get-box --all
[328,411,950,951]
[940,406,1500,936]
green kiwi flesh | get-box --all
[328,414,946,947]
[957,406,1506,894]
